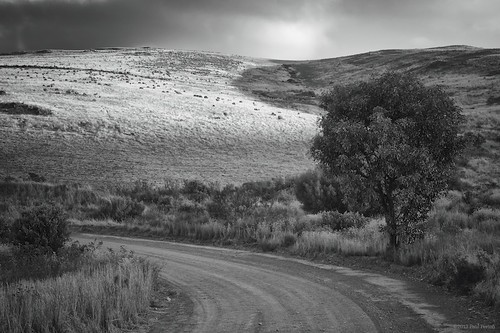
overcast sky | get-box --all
[0,0,499,59]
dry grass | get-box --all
[293,219,388,256]
[0,49,317,188]
[0,250,158,333]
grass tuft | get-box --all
[0,243,158,333]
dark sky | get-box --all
[0,0,499,59]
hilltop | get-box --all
[1,46,499,189]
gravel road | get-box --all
[74,234,475,333]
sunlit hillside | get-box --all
[0,48,318,187]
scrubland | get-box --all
[1,173,499,309]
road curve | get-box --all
[74,234,458,333]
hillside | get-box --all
[0,48,318,188]
[236,45,500,190]
[1,46,499,189]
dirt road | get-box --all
[74,234,475,332]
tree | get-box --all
[10,204,69,253]
[311,72,464,249]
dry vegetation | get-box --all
[1,175,499,309]
[1,46,499,322]
[0,48,317,188]
[0,239,158,333]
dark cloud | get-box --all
[0,0,324,57]
[0,0,498,59]
[0,0,176,51]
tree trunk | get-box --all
[385,200,400,251]
[377,184,399,251]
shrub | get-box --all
[282,232,297,247]
[473,253,500,306]
[259,236,281,252]
[9,204,69,253]
[430,252,487,294]
[294,169,347,214]
[320,211,369,231]
[0,222,9,243]
[182,179,211,203]
[479,189,500,208]
[293,219,388,256]
[427,210,470,234]
[240,178,293,204]
[470,208,500,233]
[0,102,52,116]
[177,198,206,215]
[0,246,158,333]
[0,180,100,210]
[0,241,90,284]
[92,196,145,222]
[207,192,235,220]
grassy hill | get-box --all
[0,48,318,188]
[1,46,499,189]
[236,45,500,190]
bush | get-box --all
[320,211,369,231]
[293,219,388,256]
[282,232,297,247]
[294,169,348,214]
[0,244,158,333]
[9,204,69,253]
[259,237,281,252]
[1,241,90,284]
[0,216,10,243]
[241,178,293,204]
[479,189,500,208]
[182,180,211,203]
[92,196,145,222]
[427,210,470,234]
[470,208,500,233]
[430,252,487,294]
[207,192,235,220]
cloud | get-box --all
[0,0,332,58]
[0,0,175,51]
[0,0,498,58]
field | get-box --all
[0,48,318,188]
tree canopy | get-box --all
[311,72,464,249]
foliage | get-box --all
[321,211,369,231]
[430,251,488,294]
[293,219,388,256]
[311,72,464,249]
[0,217,9,243]
[92,195,145,222]
[0,243,158,333]
[9,204,69,253]
[294,169,348,214]
[0,241,90,284]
